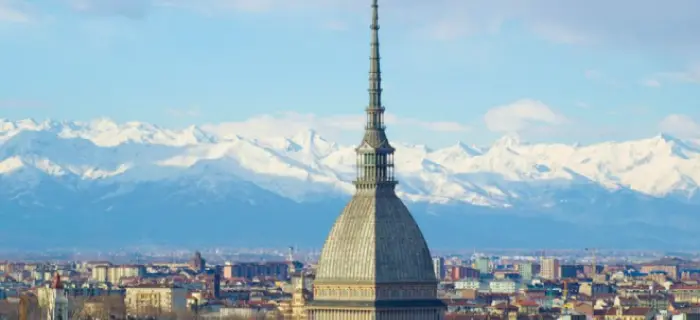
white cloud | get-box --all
[409,121,468,133]
[201,112,359,142]
[483,99,568,134]
[641,79,661,87]
[0,0,31,23]
[659,114,700,138]
[645,65,700,87]
[69,0,151,18]
[59,0,700,54]
[156,0,360,16]
[658,65,700,84]
[528,22,594,45]
[201,111,468,143]
[383,0,700,53]
[504,0,700,50]
[384,114,469,133]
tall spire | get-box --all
[354,0,396,190]
[368,0,381,120]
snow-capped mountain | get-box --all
[3,118,699,205]
[1,118,699,249]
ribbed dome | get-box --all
[315,189,436,284]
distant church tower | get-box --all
[287,246,309,318]
[47,273,69,320]
[189,251,206,273]
[291,271,309,318]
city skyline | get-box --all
[1,0,699,147]
[1,247,699,319]
[1,1,699,318]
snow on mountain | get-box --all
[1,118,700,208]
[0,118,214,147]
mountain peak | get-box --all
[492,134,522,148]
[2,117,700,249]
[655,132,684,144]
[183,125,216,144]
[288,128,335,156]
[448,141,482,156]
[291,128,317,141]
[88,118,119,130]
[651,132,700,156]
[1,117,700,209]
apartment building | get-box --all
[124,285,187,316]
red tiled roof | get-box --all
[617,297,636,303]
[617,285,651,290]
[517,300,539,307]
[605,307,651,316]
[491,303,518,311]
[446,314,502,320]
[591,293,615,300]
[443,300,481,307]
[670,284,700,290]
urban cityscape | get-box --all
[1,248,700,319]
[1,0,699,319]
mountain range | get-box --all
[1,118,699,250]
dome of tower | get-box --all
[314,192,436,284]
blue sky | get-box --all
[1,0,699,147]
